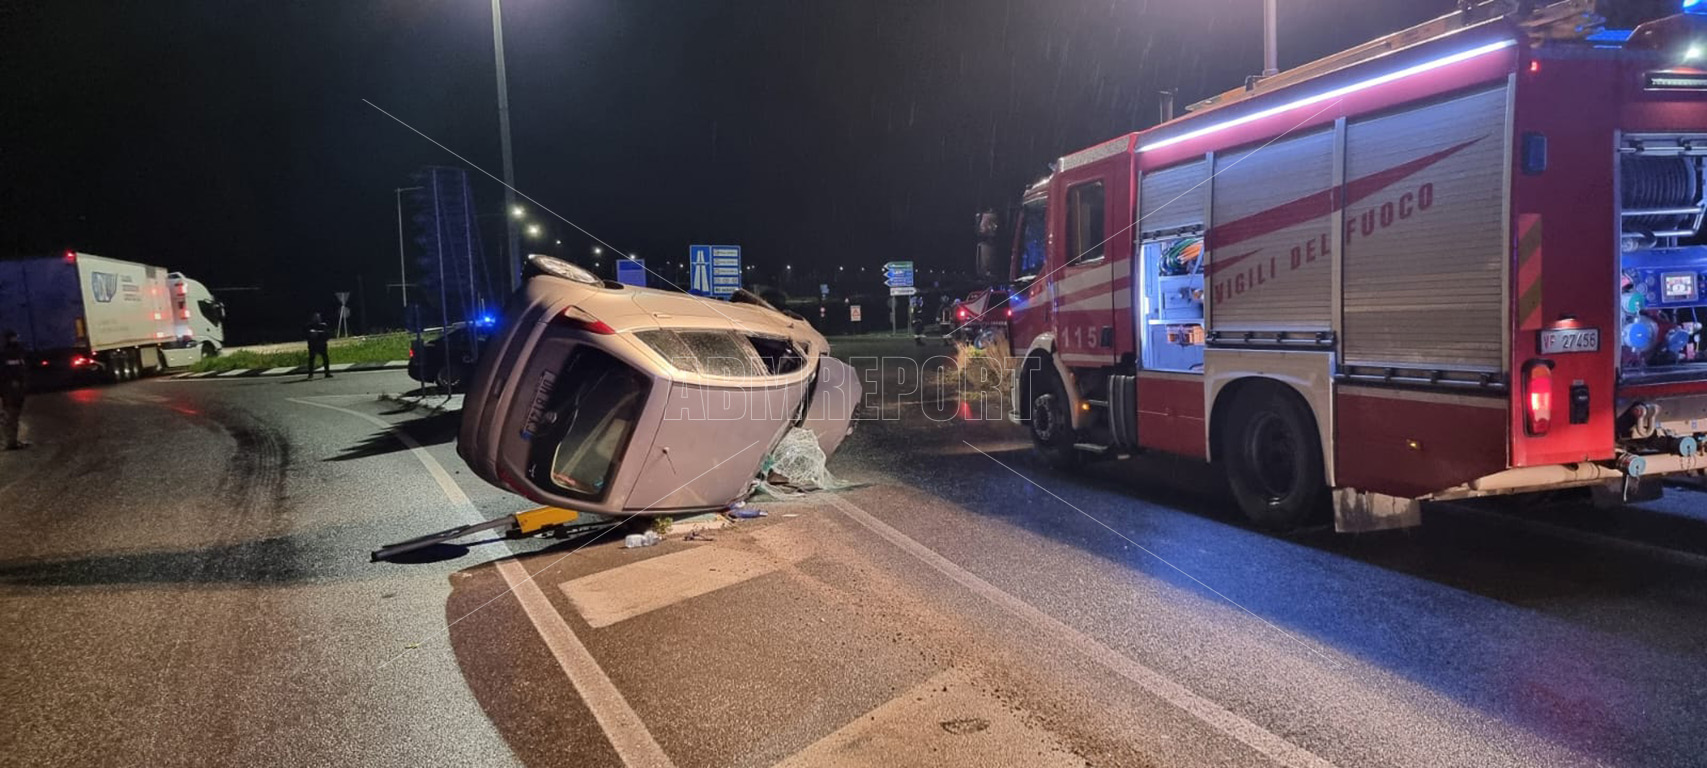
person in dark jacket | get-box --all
[304,313,332,380]
[1,329,28,450]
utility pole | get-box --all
[395,186,423,310]
[492,0,521,292]
[1263,0,1279,77]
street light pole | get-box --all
[491,0,521,292]
[394,186,424,309]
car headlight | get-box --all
[526,254,600,285]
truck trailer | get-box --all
[0,251,225,382]
[1003,0,1707,531]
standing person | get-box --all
[1,330,28,450]
[304,312,332,380]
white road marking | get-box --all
[822,493,1337,768]
[329,362,356,371]
[560,525,809,628]
[773,668,1086,768]
[289,397,676,768]
[263,366,298,376]
[217,368,250,377]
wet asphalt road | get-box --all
[3,338,1707,767]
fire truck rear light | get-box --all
[1005,308,1013,318]
[64,250,76,263]
[181,309,191,319]
[71,355,90,368]
[559,306,615,335]
[1523,359,1555,436]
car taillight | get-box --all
[71,355,90,368]
[407,347,414,358]
[1523,359,1554,436]
[558,306,616,334]
[957,308,969,320]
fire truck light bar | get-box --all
[1139,38,1517,152]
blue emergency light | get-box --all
[1688,0,1706,14]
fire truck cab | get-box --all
[1007,0,1707,531]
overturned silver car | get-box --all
[457,255,858,516]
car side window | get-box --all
[636,330,767,377]
[1067,181,1106,264]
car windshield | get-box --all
[542,348,649,498]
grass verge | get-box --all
[188,332,414,373]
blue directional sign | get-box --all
[690,244,742,299]
[616,257,647,287]
[884,261,915,296]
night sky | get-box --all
[9,1,1665,339]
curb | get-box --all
[172,360,411,379]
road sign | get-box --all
[690,245,743,298]
[820,283,829,298]
[884,261,915,296]
[617,257,647,287]
[850,305,862,322]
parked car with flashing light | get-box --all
[457,254,859,516]
[407,317,497,388]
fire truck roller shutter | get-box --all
[1138,159,1208,237]
[1207,129,1336,332]
[1342,85,1510,371]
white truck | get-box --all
[0,250,225,382]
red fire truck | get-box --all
[1006,1,1707,531]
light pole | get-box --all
[492,0,521,291]
[1262,0,1279,78]
[394,185,424,309]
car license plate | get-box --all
[1539,327,1600,354]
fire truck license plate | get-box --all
[1539,327,1600,354]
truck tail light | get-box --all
[64,250,76,263]
[558,306,615,335]
[1524,359,1555,436]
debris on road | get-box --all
[623,531,662,549]
[683,530,717,542]
[940,718,992,736]
[725,501,768,519]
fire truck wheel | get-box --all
[1222,384,1327,529]
[1028,366,1080,470]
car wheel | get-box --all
[201,341,218,359]
[1221,382,1328,530]
[1027,362,1080,470]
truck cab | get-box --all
[167,273,225,358]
